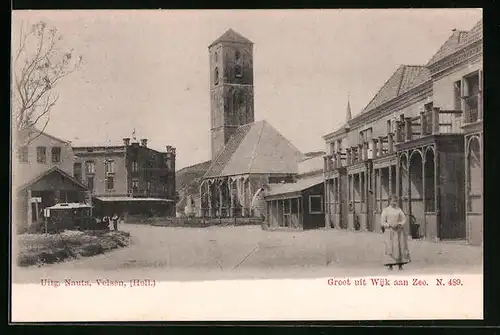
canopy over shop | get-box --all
[92,196,175,219]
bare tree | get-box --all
[12,21,82,145]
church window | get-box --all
[214,51,218,63]
[239,92,245,107]
[235,65,243,78]
[214,67,219,85]
[232,91,238,117]
[235,50,243,78]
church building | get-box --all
[199,29,304,218]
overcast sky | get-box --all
[12,9,482,169]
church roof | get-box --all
[203,120,304,179]
[427,20,482,66]
[209,29,253,48]
[361,65,430,114]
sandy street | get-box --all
[13,224,483,283]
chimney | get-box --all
[166,145,176,154]
[141,138,148,147]
[123,138,130,146]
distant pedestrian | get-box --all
[380,195,411,271]
[111,213,119,231]
[102,215,110,229]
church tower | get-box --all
[209,29,255,160]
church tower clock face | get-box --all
[208,29,255,160]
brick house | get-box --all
[73,138,177,219]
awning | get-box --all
[94,197,174,203]
[265,175,324,200]
[48,203,92,209]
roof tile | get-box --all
[427,20,482,66]
[362,65,430,113]
[265,175,324,198]
[204,120,304,178]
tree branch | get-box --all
[13,21,82,136]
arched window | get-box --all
[232,91,239,117]
[235,65,243,78]
[214,51,218,62]
[235,50,242,78]
[239,93,247,124]
[239,92,245,109]
[214,67,219,85]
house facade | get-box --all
[73,138,177,218]
[13,128,89,230]
[426,23,483,245]
[14,127,75,183]
[323,20,482,245]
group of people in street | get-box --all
[98,214,121,231]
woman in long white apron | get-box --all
[380,196,411,270]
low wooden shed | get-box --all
[264,175,325,230]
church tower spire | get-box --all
[208,29,255,160]
[346,94,352,123]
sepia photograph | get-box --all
[10,8,483,321]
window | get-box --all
[359,128,373,144]
[453,80,462,110]
[359,128,373,158]
[329,142,335,155]
[463,73,480,123]
[235,65,242,78]
[74,163,82,181]
[87,176,94,191]
[18,146,28,163]
[387,119,394,134]
[239,92,245,107]
[106,176,114,190]
[36,146,47,163]
[309,195,323,214]
[147,181,151,191]
[465,73,480,96]
[234,50,243,78]
[51,147,61,163]
[85,161,95,174]
[131,180,139,193]
[232,91,238,117]
[214,51,218,62]
[132,161,138,172]
[105,160,115,174]
[214,67,219,85]
[268,176,294,184]
[424,102,433,112]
